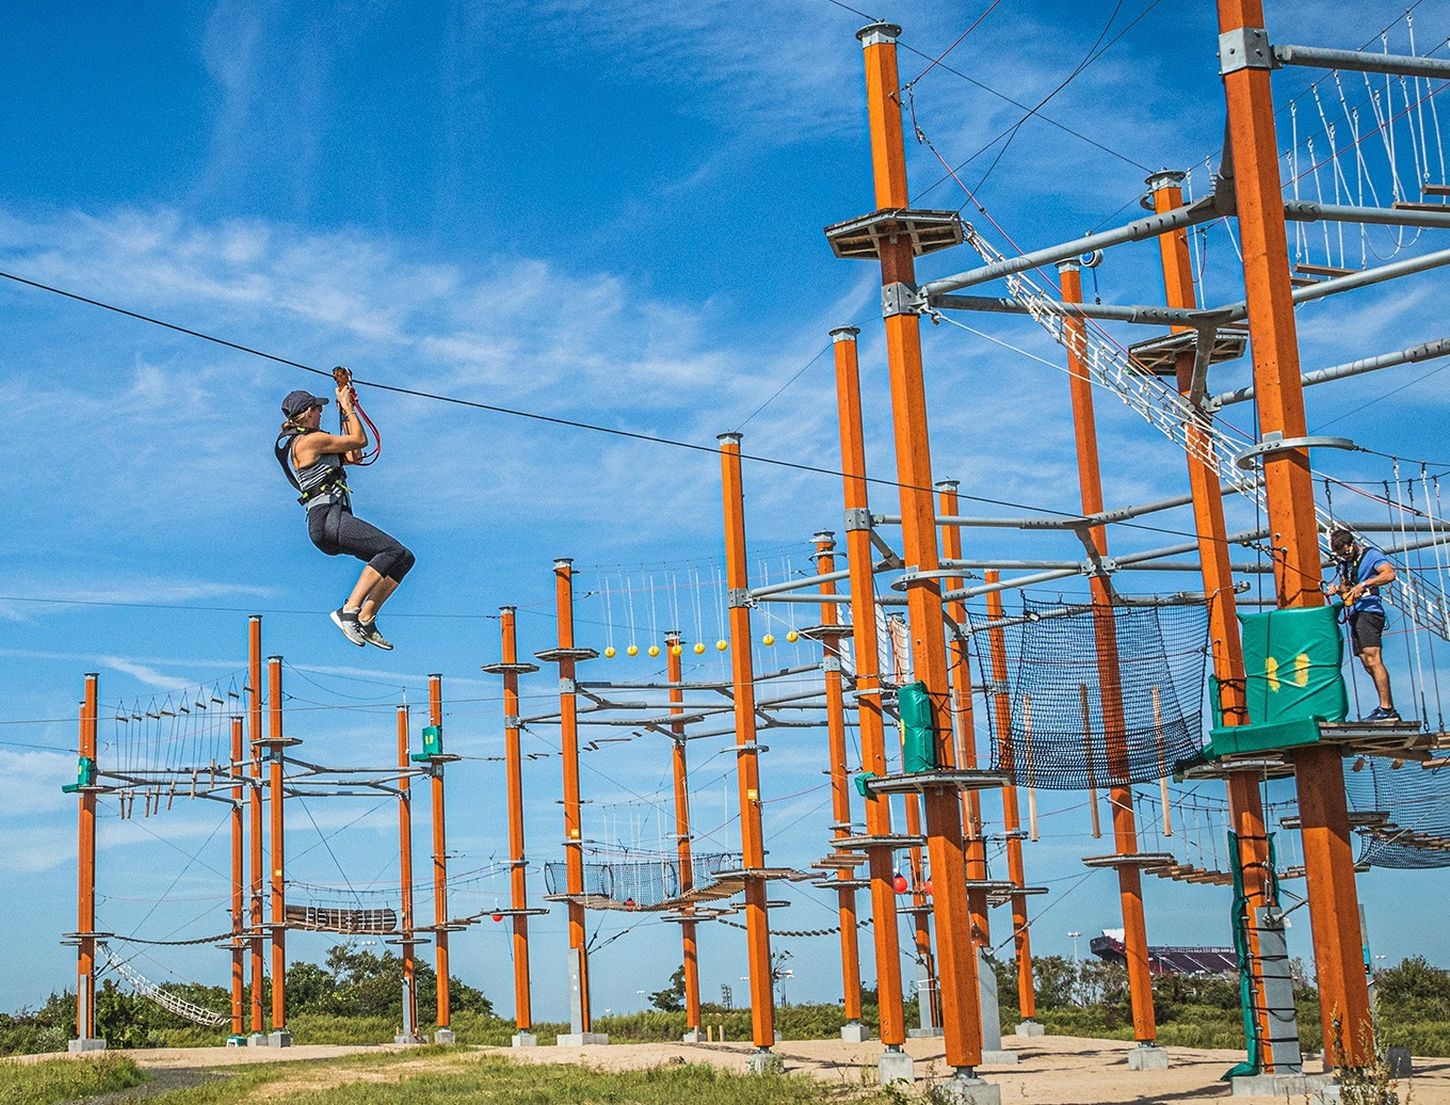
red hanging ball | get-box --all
[491,912,504,923]
[923,879,933,897]
[625,897,637,910]
[892,873,908,894]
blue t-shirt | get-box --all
[1337,545,1390,617]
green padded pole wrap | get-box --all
[898,681,937,773]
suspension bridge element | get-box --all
[100,944,227,1028]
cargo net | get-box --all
[971,597,1210,790]
[1345,757,1450,868]
[544,850,742,910]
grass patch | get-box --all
[134,1052,883,1105]
[0,1053,145,1105]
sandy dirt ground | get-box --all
[28,1033,1450,1103]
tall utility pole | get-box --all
[266,656,290,1047]
[812,532,867,1041]
[665,629,704,1043]
[543,560,605,1046]
[718,433,780,1074]
[427,674,454,1044]
[1216,0,1373,1064]
[830,326,911,1075]
[486,606,541,1047]
[395,704,421,1045]
[851,22,988,1092]
[1058,261,1164,1068]
[247,618,265,1041]
[229,714,245,1041]
[1147,169,1278,1066]
[70,673,101,1052]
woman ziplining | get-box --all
[275,368,414,651]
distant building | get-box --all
[1090,929,1237,975]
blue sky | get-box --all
[3,1,1450,1022]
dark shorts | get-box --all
[1349,610,1384,656]
[307,502,415,583]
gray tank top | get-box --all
[292,440,346,509]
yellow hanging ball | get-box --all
[604,646,617,659]
[626,644,639,657]
[693,642,706,655]
[716,639,728,652]
[762,633,776,646]
[671,643,684,656]
[648,644,661,657]
[786,630,799,643]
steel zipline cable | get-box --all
[0,267,1230,546]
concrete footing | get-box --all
[433,1029,456,1046]
[907,1026,944,1038]
[266,1030,292,1048]
[1388,1046,1413,1077]
[747,1049,784,1075]
[981,1049,1019,1066]
[1126,1044,1169,1070]
[225,1036,247,1048]
[247,1033,267,1048]
[840,1022,870,1043]
[1231,1072,1335,1099]
[879,1049,916,1084]
[933,1072,1002,1105]
[67,1038,107,1053]
[555,1032,609,1046]
[511,1032,538,1048]
[393,1034,426,1046]
[681,1029,701,1044]
[1015,1021,1046,1037]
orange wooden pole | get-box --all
[717,434,777,1055]
[74,673,98,1043]
[230,714,245,1038]
[428,674,451,1033]
[814,533,864,1028]
[499,607,535,1035]
[397,704,418,1041]
[1149,169,1275,1064]
[1059,261,1156,1047]
[267,656,287,1035]
[666,630,703,1038]
[857,21,985,1075]
[831,325,908,1051]
[247,617,264,1035]
[552,560,596,1037]
[984,577,1037,1020]
[1216,0,1372,1064]
[891,619,940,1030]
[937,483,992,950]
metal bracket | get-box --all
[844,507,872,532]
[558,677,575,695]
[881,282,926,318]
[1219,26,1272,75]
[822,656,842,673]
[504,714,520,730]
[1081,556,1118,577]
[728,587,753,609]
[1233,431,1358,471]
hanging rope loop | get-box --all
[332,365,381,466]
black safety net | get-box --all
[1345,757,1450,869]
[971,597,1210,790]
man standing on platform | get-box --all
[1327,528,1399,723]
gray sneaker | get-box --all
[330,608,366,647]
[357,619,394,651]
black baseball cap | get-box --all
[282,390,330,418]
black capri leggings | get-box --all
[307,502,415,583]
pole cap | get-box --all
[1057,258,1081,273]
[1145,168,1187,192]
[553,557,574,569]
[813,530,836,544]
[856,22,902,46]
[717,432,743,446]
[935,479,959,492]
[499,604,516,614]
[829,326,861,342]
